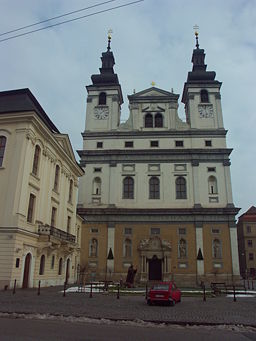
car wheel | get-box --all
[147,299,152,306]
[170,299,175,306]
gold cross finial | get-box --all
[151,81,156,86]
[193,25,200,48]
[108,29,113,39]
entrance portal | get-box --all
[22,253,31,288]
[149,255,162,281]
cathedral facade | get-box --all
[77,35,240,286]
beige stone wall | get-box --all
[80,221,235,286]
[0,109,83,289]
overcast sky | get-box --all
[0,0,255,217]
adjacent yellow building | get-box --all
[0,88,84,289]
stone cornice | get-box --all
[78,148,232,165]
[82,129,227,139]
[77,206,240,224]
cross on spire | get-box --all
[193,25,200,49]
[107,29,113,51]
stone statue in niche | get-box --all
[179,239,187,258]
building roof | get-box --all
[238,206,256,222]
[0,88,60,133]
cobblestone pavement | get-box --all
[0,286,256,326]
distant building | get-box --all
[0,89,84,289]
[237,206,256,278]
[77,34,240,286]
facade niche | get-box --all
[98,92,106,105]
[200,89,209,103]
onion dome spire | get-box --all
[91,29,120,86]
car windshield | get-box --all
[152,284,169,290]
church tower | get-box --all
[84,32,123,132]
[182,30,224,130]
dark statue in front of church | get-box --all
[125,265,137,288]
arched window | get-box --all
[178,238,187,258]
[39,255,45,275]
[54,165,60,191]
[149,176,160,199]
[58,258,63,275]
[200,89,209,103]
[99,92,106,105]
[123,177,134,199]
[155,113,163,128]
[176,177,187,199]
[32,145,41,176]
[0,136,7,167]
[212,239,222,259]
[124,238,132,258]
[93,177,101,195]
[89,238,98,257]
[208,176,218,194]
[145,113,153,128]
[68,179,73,202]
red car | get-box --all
[147,281,181,306]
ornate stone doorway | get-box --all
[149,255,162,280]
[22,253,31,288]
[138,236,171,282]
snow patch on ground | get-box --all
[0,312,256,333]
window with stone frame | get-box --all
[27,193,36,223]
[176,176,187,199]
[249,253,254,261]
[51,207,57,227]
[32,145,41,176]
[67,216,71,234]
[98,92,106,105]
[155,113,163,127]
[145,113,153,127]
[124,238,132,258]
[53,165,60,191]
[39,255,45,275]
[93,177,101,195]
[149,176,160,199]
[200,89,209,103]
[68,179,73,203]
[123,176,134,199]
[0,136,7,167]
[58,258,63,275]
[208,176,218,194]
[248,240,253,247]
[178,238,187,258]
[212,239,222,259]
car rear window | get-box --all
[152,285,169,290]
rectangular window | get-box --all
[94,168,102,172]
[207,167,216,172]
[248,240,253,247]
[91,228,98,233]
[15,258,20,268]
[151,227,160,235]
[150,140,159,147]
[0,136,7,167]
[175,140,184,147]
[178,228,186,235]
[97,142,103,148]
[51,255,55,269]
[212,228,220,234]
[51,207,57,227]
[247,225,251,233]
[67,216,71,234]
[249,253,254,261]
[205,140,212,147]
[27,194,36,223]
[124,228,132,235]
[125,141,134,148]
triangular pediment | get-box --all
[134,87,173,97]
[55,134,77,163]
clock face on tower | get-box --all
[94,106,109,120]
